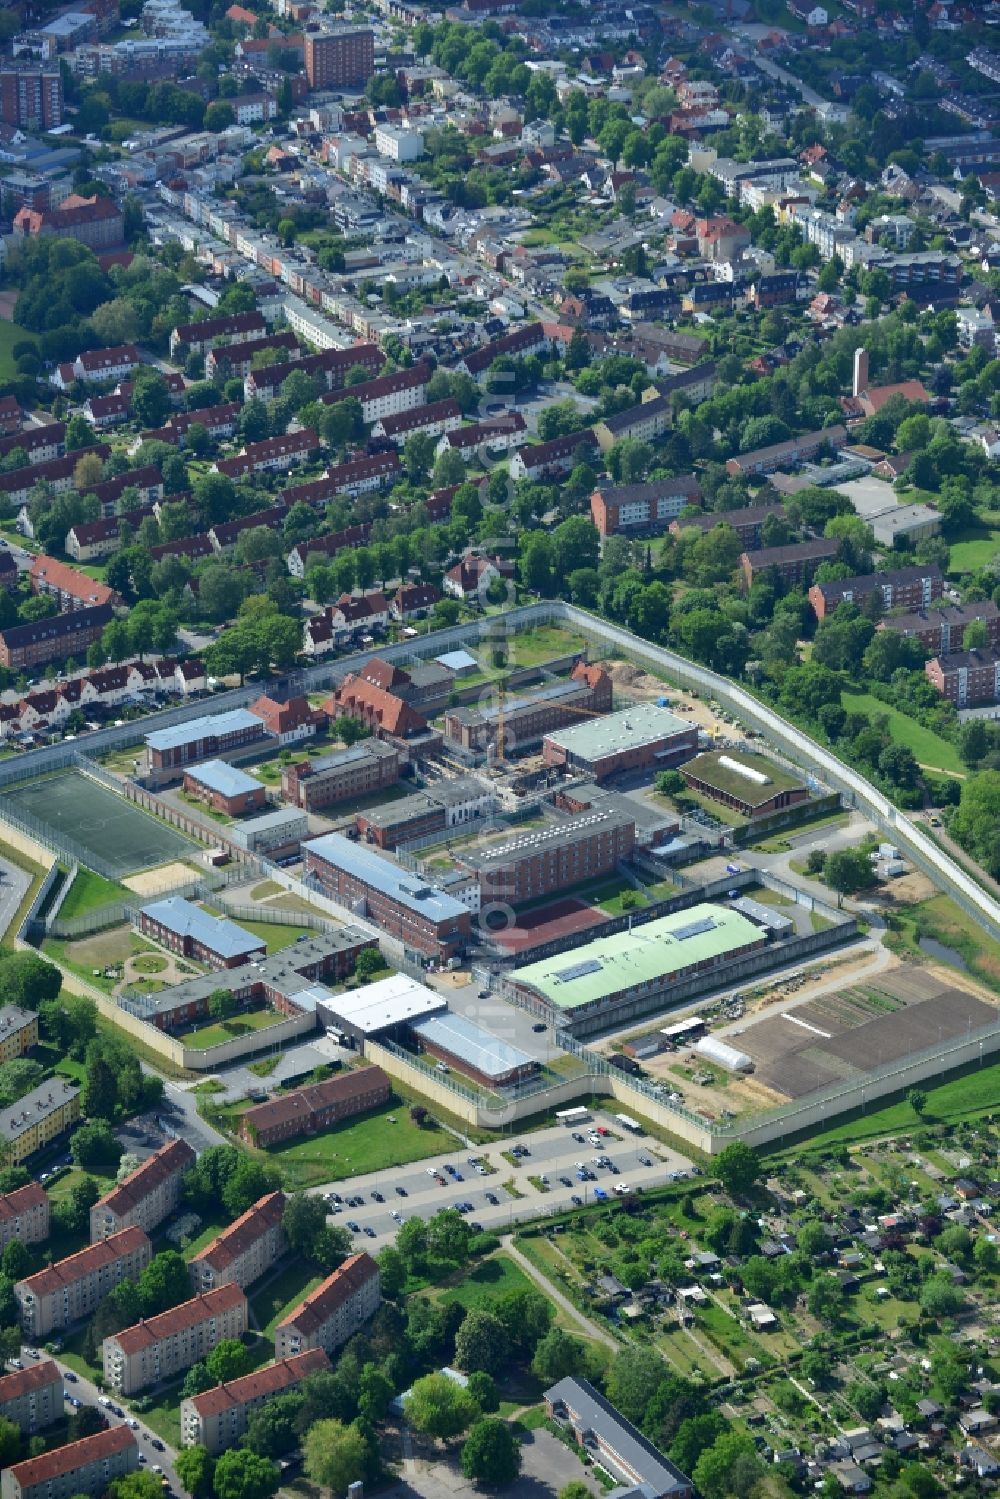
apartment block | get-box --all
[15,1227,152,1338]
[0,1079,80,1166]
[0,63,63,131]
[0,1359,62,1434]
[590,476,702,537]
[180,1348,330,1454]
[926,648,1000,707]
[89,1138,195,1242]
[0,1183,50,1251]
[188,1191,286,1293]
[0,1004,38,1061]
[667,503,786,549]
[1,1425,137,1499]
[725,425,847,477]
[808,565,944,620]
[274,1253,380,1359]
[740,538,840,591]
[877,602,1000,656]
[103,1283,248,1396]
[304,27,374,87]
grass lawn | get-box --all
[180,1007,287,1047]
[948,515,1000,574]
[199,905,314,952]
[0,319,37,380]
[841,691,963,776]
[239,1098,454,1190]
[58,867,127,920]
[885,892,1000,993]
[181,1213,232,1260]
[251,1260,324,1338]
[678,788,747,827]
[438,1253,534,1310]
[137,1387,184,1452]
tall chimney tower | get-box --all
[853,346,869,399]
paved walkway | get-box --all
[500,1234,618,1351]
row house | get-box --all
[594,392,670,453]
[180,1349,330,1455]
[244,344,383,402]
[53,344,140,389]
[0,659,171,740]
[0,396,21,436]
[668,503,786,549]
[209,504,290,555]
[103,1283,249,1396]
[150,533,216,566]
[725,425,847,478]
[303,594,387,654]
[374,397,461,443]
[204,330,300,381]
[324,449,401,498]
[0,421,64,465]
[459,321,549,379]
[214,429,318,480]
[188,1191,286,1293]
[90,1139,195,1242]
[323,360,430,424]
[5,445,110,512]
[436,412,526,456]
[15,1227,152,1337]
[509,428,600,483]
[65,506,154,562]
[392,582,441,619]
[170,310,266,356]
[83,391,131,428]
[85,466,164,518]
[166,402,241,445]
[286,522,372,578]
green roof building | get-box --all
[513,902,766,1026]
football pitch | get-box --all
[0,770,195,878]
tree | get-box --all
[461,1418,521,1487]
[137,1250,191,1316]
[206,988,237,1022]
[175,1446,215,1499]
[302,1419,369,1498]
[531,1327,587,1383]
[213,1449,279,1499]
[908,1087,927,1117]
[0,952,60,1010]
[669,1413,727,1475]
[205,1339,252,1384]
[1,1238,29,1281]
[358,1365,394,1423]
[132,369,170,429]
[108,1475,171,1499]
[951,771,1000,878]
[406,1372,479,1440]
[714,1142,761,1197]
[221,1157,281,1217]
[605,1347,665,1426]
[454,1310,508,1375]
[466,1371,499,1413]
[244,1393,304,1458]
[824,846,874,895]
[377,1244,406,1298]
[206,101,236,133]
[919,1273,964,1318]
[0,1058,44,1107]
[0,1414,19,1467]
[73,452,105,493]
[70,1119,123,1174]
[808,1276,845,1324]
[693,1432,765,1499]
[354,946,384,982]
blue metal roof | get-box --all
[304,832,469,924]
[145,708,263,753]
[141,896,265,961]
[410,1011,534,1081]
[186,759,263,799]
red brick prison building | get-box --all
[138,897,266,970]
[239,1067,391,1148]
[282,740,400,812]
[144,707,268,777]
[445,661,612,756]
[182,760,267,817]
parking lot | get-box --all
[306,1108,694,1246]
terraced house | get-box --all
[188,1191,286,1292]
[89,1138,195,1242]
[103,1283,248,1396]
[15,1226,152,1337]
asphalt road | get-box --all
[9,1348,181,1493]
[0,853,30,943]
[305,1107,694,1248]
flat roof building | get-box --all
[409,1011,537,1088]
[445,662,611,756]
[281,739,400,812]
[1,1423,137,1499]
[138,897,266,970]
[274,1252,379,1360]
[228,805,309,856]
[512,903,766,1032]
[322,972,446,1043]
[544,1377,691,1498]
[542,702,698,781]
[454,807,635,910]
[181,1349,331,1455]
[303,832,472,960]
[681,750,808,819]
[145,707,268,776]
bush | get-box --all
[468,1232,501,1256]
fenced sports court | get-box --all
[0,769,194,879]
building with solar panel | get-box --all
[452,807,635,907]
[509,903,766,1035]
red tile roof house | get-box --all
[326,675,428,740]
[214,430,318,480]
[169,311,266,359]
[53,345,141,389]
[0,422,64,466]
[391,582,442,620]
[444,554,513,601]
[249,694,322,745]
